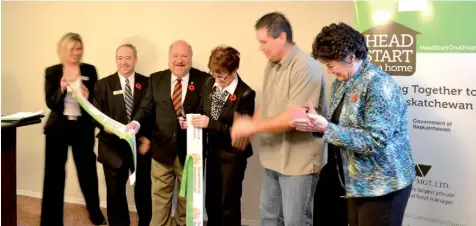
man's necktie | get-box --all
[125,78,133,122]
[172,77,182,116]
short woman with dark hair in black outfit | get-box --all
[189,45,256,226]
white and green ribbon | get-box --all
[179,114,204,226]
[69,79,137,186]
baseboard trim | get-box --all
[16,190,137,212]
[16,190,259,225]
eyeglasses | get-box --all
[209,71,229,81]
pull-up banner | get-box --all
[354,1,476,225]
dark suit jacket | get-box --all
[92,72,151,170]
[199,76,255,158]
[43,63,97,134]
[133,67,210,165]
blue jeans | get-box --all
[260,168,319,226]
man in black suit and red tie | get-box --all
[125,40,209,226]
[92,44,152,226]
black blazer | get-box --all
[92,73,151,169]
[199,76,255,158]
[43,63,97,134]
[133,67,210,165]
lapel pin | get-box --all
[229,94,237,102]
[188,81,195,91]
[351,92,359,103]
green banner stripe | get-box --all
[179,155,195,225]
[355,1,476,53]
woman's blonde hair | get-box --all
[57,32,83,63]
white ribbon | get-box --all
[179,113,204,225]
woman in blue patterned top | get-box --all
[292,22,416,226]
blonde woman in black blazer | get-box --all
[42,32,106,226]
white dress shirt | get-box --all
[118,72,135,97]
[213,75,239,99]
[171,73,189,103]
[63,77,82,117]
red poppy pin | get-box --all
[135,83,142,89]
[351,93,359,103]
[229,94,237,102]
[188,82,195,91]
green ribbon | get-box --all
[179,114,205,225]
[69,81,137,185]
[179,155,194,225]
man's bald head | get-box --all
[169,40,193,56]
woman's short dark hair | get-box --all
[208,45,240,75]
[312,22,368,62]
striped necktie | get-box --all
[172,77,182,116]
[124,78,133,122]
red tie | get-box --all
[172,77,182,115]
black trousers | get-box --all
[314,162,412,226]
[348,184,412,226]
[103,152,152,226]
[103,164,130,226]
[313,163,349,226]
[40,121,103,226]
[134,152,152,226]
[205,148,247,226]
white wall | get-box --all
[1,1,353,223]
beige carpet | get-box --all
[17,195,139,226]
[17,195,247,226]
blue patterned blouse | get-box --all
[323,60,416,198]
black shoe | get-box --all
[90,214,107,225]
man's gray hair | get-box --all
[116,43,138,58]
